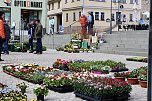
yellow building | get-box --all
[48,0,141,33]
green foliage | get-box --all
[33,86,49,96]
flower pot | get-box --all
[140,80,147,88]
[37,95,44,101]
[127,78,139,85]
[115,77,125,81]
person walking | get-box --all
[28,23,35,53]
[0,11,6,61]
[48,17,54,35]
[34,19,43,54]
[3,20,11,55]
[87,12,92,35]
[79,13,88,39]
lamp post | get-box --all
[110,0,112,34]
[148,0,152,100]
[133,2,137,30]
[82,0,84,14]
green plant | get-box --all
[90,65,110,73]
[33,85,49,96]
[16,82,28,90]
[138,74,147,81]
[114,72,127,77]
[126,69,138,78]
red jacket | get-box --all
[79,15,87,27]
[0,19,5,39]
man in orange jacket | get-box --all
[0,11,6,61]
[79,13,88,39]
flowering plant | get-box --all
[73,77,132,100]
[138,72,147,81]
[33,85,49,96]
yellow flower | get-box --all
[29,99,37,101]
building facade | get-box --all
[0,0,47,30]
[48,0,141,33]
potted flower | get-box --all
[16,82,28,94]
[33,85,49,101]
[138,72,147,88]
[126,69,139,85]
[114,72,126,81]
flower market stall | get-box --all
[3,59,145,100]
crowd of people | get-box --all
[0,11,43,61]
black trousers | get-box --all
[0,37,3,58]
[36,38,42,53]
[29,38,33,51]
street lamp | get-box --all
[148,0,152,101]
[82,0,84,14]
[133,2,137,30]
[110,0,112,34]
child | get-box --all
[28,23,35,53]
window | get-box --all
[95,12,99,20]
[66,13,68,22]
[130,0,134,4]
[79,11,81,17]
[58,1,60,9]
[122,14,126,22]
[130,14,133,21]
[135,0,138,4]
[73,12,76,21]
[112,14,115,21]
[65,0,68,3]
[52,3,54,10]
[101,12,104,21]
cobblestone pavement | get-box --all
[0,49,147,101]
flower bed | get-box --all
[126,57,147,63]
[73,77,132,101]
[68,60,128,72]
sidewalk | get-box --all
[0,49,147,101]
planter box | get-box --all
[48,86,73,93]
[114,95,129,101]
[127,78,139,85]
[139,80,147,88]
[74,92,113,101]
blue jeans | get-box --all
[3,39,9,54]
[36,38,42,53]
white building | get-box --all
[0,0,47,30]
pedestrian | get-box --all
[87,12,93,35]
[90,12,94,35]
[48,16,54,35]
[3,20,11,55]
[0,11,6,61]
[28,23,35,53]
[79,13,88,39]
[34,19,43,54]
